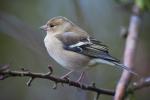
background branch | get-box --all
[114,4,143,100]
[127,77,150,94]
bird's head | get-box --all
[40,16,73,34]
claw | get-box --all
[60,70,73,79]
[76,72,85,83]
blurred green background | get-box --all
[0,0,150,100]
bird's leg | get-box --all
[76,72,85,82]
[60,70,73,79]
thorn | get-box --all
[21,68,29,72]
[48,65,53,75]
[94,93,100,100]
[91,82,96,88]
[26,77,34,86]
[52,82,57,89]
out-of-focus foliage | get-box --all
[115,0,134,4]
[115,0,150,11]
[135,0,150,11]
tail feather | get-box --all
[92,59,138,76]
[112,61,138,76]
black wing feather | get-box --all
[64,37,120,63]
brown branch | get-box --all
[127,77,150,94]
[0,65,150,99]
[0,66,114,96]
[114,5,143,100]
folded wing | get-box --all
[64,36,120,63]
[59,32,138,76]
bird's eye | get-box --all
[50,24,55,28]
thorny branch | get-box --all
[0,65,114,96]
[0,64,150,99]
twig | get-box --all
[94,93,100,100]
[127,77,150,94]
[0,65,150,99]
[52,82,58,89]
[0,67,114,96]
[114,5,142,100]
[26,77,35,86]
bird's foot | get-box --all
[60,75,70,80]
[60,70,73,80]
[76,72,85,83]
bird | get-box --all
[40,16,137,81]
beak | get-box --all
[40,25,48,31]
